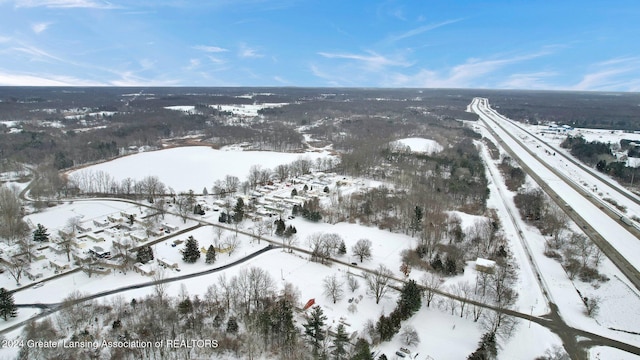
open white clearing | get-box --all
[69,146,331,193]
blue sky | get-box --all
[0,0,639,91]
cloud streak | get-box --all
[238,43,263,58]
[318,50,412,70]
[387,18,463,43]
[32,22,52,34]
[572,57,640,91]
[193,45,228,53]
[13,0,119,9]
[0,69,104,86]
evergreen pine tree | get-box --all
[430,253,444,272]
[233,197,245,222]
[284,225,297,237]
[445,256,457,275]
[304,306,327,357]
[226,316,239,334]
[397,279,422,319]
[271,298,297,350]
[331,323,349,359]
[136,246,154,264]
[205,245,216,264]
[338,241,347,255]
[410,205,423,236]
[275,218,286,236]
[350,338,373,360]
[182,236,201,263]
[178,297,193,317]
[0,288,17,321]
[291,188,298,197]
[467,331,497,360]
[32,224,49,242]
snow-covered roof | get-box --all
[475,258,496,268]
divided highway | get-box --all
[470,98,640,293]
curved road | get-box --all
[1,244,277,336]
[9,166,640,358]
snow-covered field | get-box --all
[69,146,331,193]
[164,103,288,117]
[393,137,443,154]
[5,106,640,359]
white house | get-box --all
[157,257,178,269]
[134,262,155,276]
[475,258,496,273]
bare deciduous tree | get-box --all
[364,264,392,304]
[252,219,268,244]
[225,234,240,256]
[400,326,420,346]
[421,272,442,307]
[455,281,472,318]
[583,295,600,317]
[283,234,298,253]
[322,274,344,304]
[346,272,360,293]
[5,257,27,286]
[152,268,169,305]
[351,239,372,263]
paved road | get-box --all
[1,244,277,336]
[11,166,640,358]
[471,98,640,359]
[472,98,640,292]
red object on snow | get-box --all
[303,298,315,310]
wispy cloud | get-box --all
[10,44,65,62]
[238,43,263,58]
[193,45,228,53]
[318,50,412,70]
[31,22,52,34]
[273,75,288,84]
[207,55,225,64]
[309,64,345,86]
[387,18,463,43]
[499,71,558,90]
[13,0,119,9]
[572,57,640,91]
[185,58,200,70]
[0,36,12,43]
[0,69,104,86]
[444,51,550,86]
[377,50,549,88]
[108,70,179,86]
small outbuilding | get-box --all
[475,258,496,274]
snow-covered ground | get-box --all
[163,103,288,117]
[472,98,640,354]
[215,103,288,117]
[506,121,640,223]
[392,137,443,154]
[68,146,332,193]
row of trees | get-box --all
[16,264,381,359]
[514,188,605,285]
